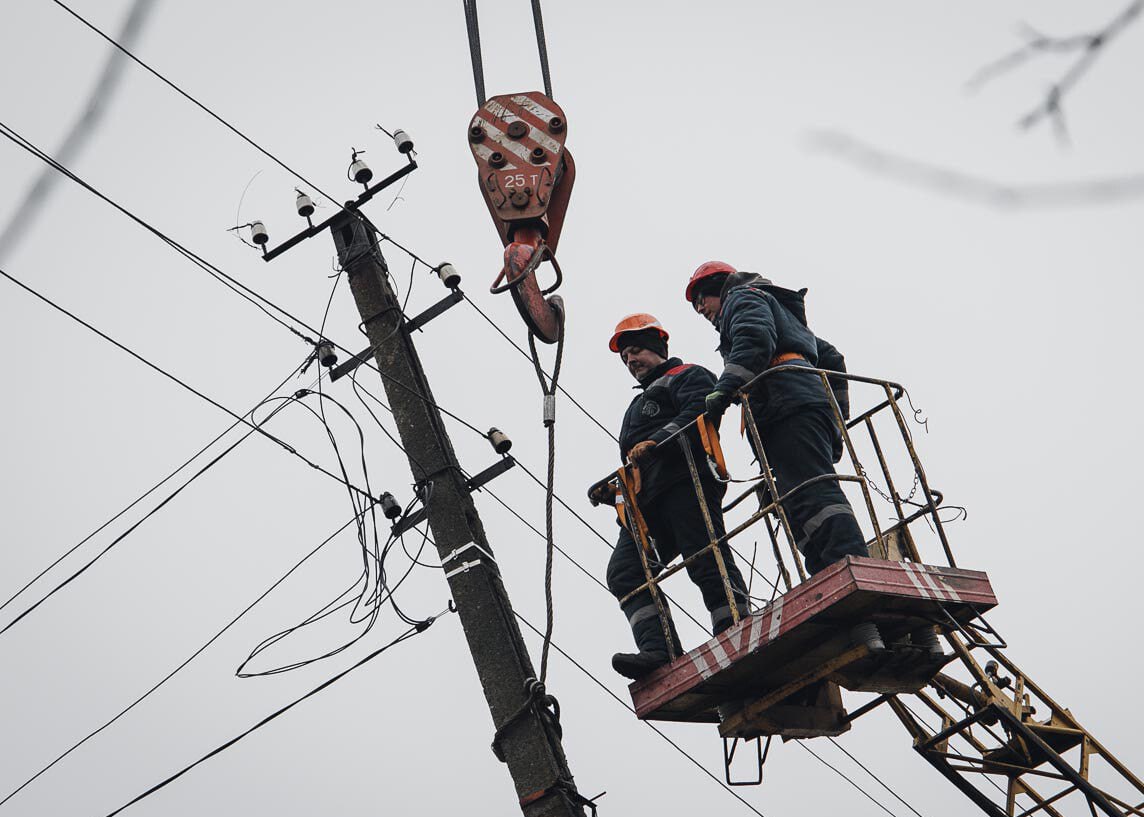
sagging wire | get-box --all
[103,602,456,817]
[236,390,434,676]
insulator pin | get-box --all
[350,156,373,185]
[296,191,315,218]
[317,341,337,368]
[487,427,512,455]
[379,491,402,520]
[437,262,461,289]
[393,129,414,154]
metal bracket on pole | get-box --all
[329,289,466,382]
[392,457,517,536]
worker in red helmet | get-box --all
[686,262,892,652]
[594,313,749,679]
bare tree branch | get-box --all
[968,1,1142,142]
[807,130,1144,208]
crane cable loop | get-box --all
[528,316,565,684]
[490,677,562,763]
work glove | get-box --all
[705,389,733,419]
[627,440,657,464]
[588,482,617,506]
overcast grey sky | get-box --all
[2,1,1142,816]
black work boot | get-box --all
[612,614,680,680]
[712,603,751,636]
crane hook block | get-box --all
[469,92,576,344]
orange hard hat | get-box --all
[685,260,737,303]
[608,313,669,353]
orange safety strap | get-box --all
[616,464,652,552]
[696,414,729,480]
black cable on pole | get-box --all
[513,612,767,817]
[102,610,451,817]
[0,511,371,809]
[530,0,554,98]
[0,266,374,502]
[462,0,487,105]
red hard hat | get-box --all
[608,313,669,353]
[685,260,737,303]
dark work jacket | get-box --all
[714,272,836,426]
[756,278,850,422]
[619,357,722,503]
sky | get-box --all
[1,1,1142,816]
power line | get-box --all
[0,400,291,638]
[48,0,347,221]
[0,367,296,616]
[463,293,618,442]
[0,509,375,808]
[0,265,377,500]
[513,611,767,817]
[0,121,491,444]
[102,608,452,817]
[824,736,927,817]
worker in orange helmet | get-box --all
[593,313,749,679]
[686,262,899,654]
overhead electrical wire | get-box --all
[0,509,375,808]
[0,265,374,501]
[0,121,491,446]
[0,395,293,638]
[30,9,935,814]
[102,605,454,817]
[0,364,300,617]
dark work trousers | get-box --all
[753,405,867,575]
[606,478,749,635]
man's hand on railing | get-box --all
[627,440,658,464]
[705,389,733,419]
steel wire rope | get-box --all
[16,10,912,810]
[0,265,375,501]
[0,121,492,446]
[462,0,487,106]
[343,375,709,630]
[0,508,374,809]
[511,612,767,817]
[463,293,618,441]
[100,604,454,817]
[530,0,554,99]
[527,323,565,684]
[342,380,917,817]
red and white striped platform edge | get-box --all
[630,556,997,720]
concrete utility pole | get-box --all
[329,211,587,817]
